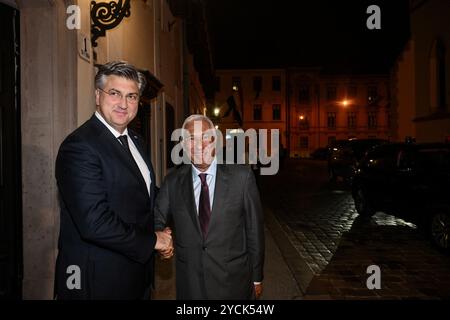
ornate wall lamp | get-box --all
[91,0,131,47]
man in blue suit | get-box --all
[54,61,172,299]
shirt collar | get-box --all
[192,157,217,180]
[95,111,128,138]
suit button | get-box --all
[202,246,207,251]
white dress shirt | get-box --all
[192,158,217,214]
[95,111,151,195]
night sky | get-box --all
[206,0,410,72]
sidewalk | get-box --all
[152,208,306,300]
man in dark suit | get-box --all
[54,61,173,300]
[155,115,265,300]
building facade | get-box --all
[214,69,287,152]
[392,0,450,143]
[288,68,391,157]
[0,0,213,299]
[214,68,391,158]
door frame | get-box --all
[0,2,23,299]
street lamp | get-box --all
[341,99,351,107]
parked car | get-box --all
[352,142,450,252]
[328,138,388,182]
[310,147,329,160]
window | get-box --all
[272,104,281,120]
[300,136,309,149]
[348,85,357,98]
[347,112,356,129]
[368,112,377,129]
[326,86,336,101]
[232,77,241,91]
[298,85,310,103]
[327,112,336,129]
[272,76,281,91]
[365,146,398,171]
[253,76,262,92]
[253,104,262,120]
[299,115,309,129]
[396,149,416,170]
[215,77,221,92]
[367,86,378,104]
[429,39,447,110]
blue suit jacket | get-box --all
[55,115,157,299]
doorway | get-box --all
[165,103,175,169]
[0,3,23,299]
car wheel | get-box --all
[353,186,375,217]
[430,212,450,252]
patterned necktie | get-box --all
[198,173,211,237]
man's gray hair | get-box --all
[95,61,147,95]
[182,114,216,137]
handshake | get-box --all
[154,227,174,259]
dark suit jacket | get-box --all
[155,164,264,300]
[54,115,157,300]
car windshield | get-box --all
[350,140,387,159]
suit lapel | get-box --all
[206,164,229,240]
[91,116,150,199]
[180,165,202,236]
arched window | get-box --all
[429,39,447,111]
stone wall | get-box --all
[19,0,77,299]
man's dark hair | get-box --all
[95,61,147,95]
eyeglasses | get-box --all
[98,88,139,104]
